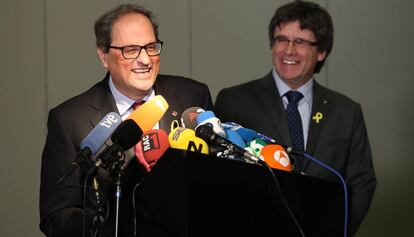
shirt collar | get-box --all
[272,67,313,105]
[108,75,155,117]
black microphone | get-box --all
[180,106,205,129]
[195,124,259,163]
[93,119,142,170]
[94,95,170,171]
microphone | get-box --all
[222,122,276,144]
[168,125,209,154]
[127,95,169,131]
[180,106,205,129]
[259,144,292,172]
[195,124,258,163]
[95,95,170,170]
[246,138,268,157]
[81,113,122,154]
[196,111,226,137]
[224,129,246,148]
[56,112,121,185]
[94,119,142,170]
[141,129,170,166]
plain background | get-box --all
[1,0,413,236]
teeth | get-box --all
[132,68,150,73]
[283,59,298,65]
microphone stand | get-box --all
[106,150,125,237]
[88,147,125,237]
[114,170,122,237]
[90,177,105,237]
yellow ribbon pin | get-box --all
[312,112,323,123]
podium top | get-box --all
[133,148,345,237]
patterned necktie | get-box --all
[285,90,304,170]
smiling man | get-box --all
[40,4,213,237]
[214,1,376,236]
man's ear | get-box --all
[97,48,109,68]
[317,50,327,62]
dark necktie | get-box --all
[131,100,145,111]
[285,90,304,169]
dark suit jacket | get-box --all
[39,73,213,237]
[214,72,376,236]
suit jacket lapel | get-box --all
[303,82,329,170]
[256,72,292,146]
[153,75,180,131]
[88,73,119,127]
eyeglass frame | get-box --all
[272,36,318,49]
[108,41,163,59]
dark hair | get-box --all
[268,0,334,73]
[94,4,159,53]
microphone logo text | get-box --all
[142,133,161,152]
[99,114,120,128]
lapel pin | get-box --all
[312,112,323,123]
[172,111,178,117]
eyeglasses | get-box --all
[272,36,318,49]
[109,41,163,59]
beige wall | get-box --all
[1,0,413,236]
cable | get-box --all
[132,172,150,237]
[300,152,349,237]
[259,159,306,237]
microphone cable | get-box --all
[259,159,306,237]
[132,173,148,237]
[298,152,349,237]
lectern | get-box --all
[133,148,346,237]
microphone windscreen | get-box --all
[235,127,259,143]
[80,112,121,154]
[168,127,209,154]
[247,138,267,157]
[127,95,169,132]
[223,122,276,144]
[181,106,205,129]
[225,129,246,148]
[259,144,292,172]
[141,129,170,163]
[196,111,226,137]
[222,122,257,142]
[111,119,143,150]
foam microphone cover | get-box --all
[80,112,122,154]
[196,110,226,137]
[181,106,205,129]
[127,95,169,132]
[141,129,170,163]
[222,122,258,142]
[224,129,246,148]
[111,119,143,150]
[247,138,267,157]
[168,127,209,154]
[222,122,276,144]
[259,144,292,172]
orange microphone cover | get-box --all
[127,95,169,132]
[259,144,292,172]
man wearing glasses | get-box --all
[215,1,376,236]
[40,4,213,237]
